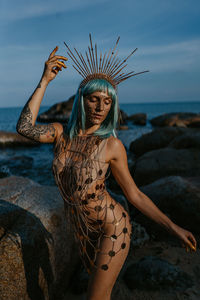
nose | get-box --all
[96,100,104,112]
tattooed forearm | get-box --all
[16,102,56,142]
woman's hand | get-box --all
[42,46,67,84]
[171,223,197,252]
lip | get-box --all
[93,114,103,119]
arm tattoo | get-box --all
[16,100,56,142]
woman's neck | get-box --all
[78,124,100,136]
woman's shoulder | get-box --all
[107,135,125,156]
[54,123,68,144]
[106,135,127,163]
[107,135,123,146]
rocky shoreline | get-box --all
[0,99,200,299]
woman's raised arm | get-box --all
[16,46,67,143]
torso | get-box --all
[51,130,131,273]
[52,131,111,207]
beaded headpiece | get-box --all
[64,34,149,89]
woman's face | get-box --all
[84,90,112,126]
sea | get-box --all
[0,101,200,186]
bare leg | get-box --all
[86,202,132,300]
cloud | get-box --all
[0,0,109,22]
[116,38,200,73]
[1,38,200,82]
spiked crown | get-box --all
[64,34,149,89]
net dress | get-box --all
[52,129,132,274]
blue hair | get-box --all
[66,79,119,139]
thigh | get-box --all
[87,198,132,299]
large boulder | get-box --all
[0,175,79,300]
[136,175,200,235]
[127,113,147,125]
[131,147,200,186]
[129,127,200,158]
[150,112,200,128]
[37,95,75,123]
[169,131,200,149]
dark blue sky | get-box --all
[0,0,200,107]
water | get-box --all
[0,101,200,186]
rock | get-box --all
[118,125,129,130]
[129,127,185,157]
[129,127,200,158]
[0,155,34,178]
[68,264,89,294]
[123,256,193,291]
[136,175,200,234]
[127,113,147,125]
[0,175,79,300]
[131,221,150,247]
[37,95,75,123]
[0,131,39,147]
[111,281,133,300]
[119,109,128,125]
[131,147,200,186]
[169,131,200,149]
[150,112,200,128]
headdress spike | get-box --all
[64,35,148,89]
[89,34,96,73]
[88,46,95,73]
[99,52,102,72]
[85,50,93,73]
[95,44,98,74]
[103,36,120,74]
[102,48,112,73]
[74,48,89,77]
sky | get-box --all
[0,0,200,107]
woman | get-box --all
[16,44,197,300]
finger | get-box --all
[187,235,197,251]
[187,240,196,252]
[52,67,59,74]
[49,61,63,70]
[54,64,62,71]
[188,234,197,248]
[49,55,68,61]
[57,61,67,68]
[49,46,59,59]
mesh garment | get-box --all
[52,130,132,274]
